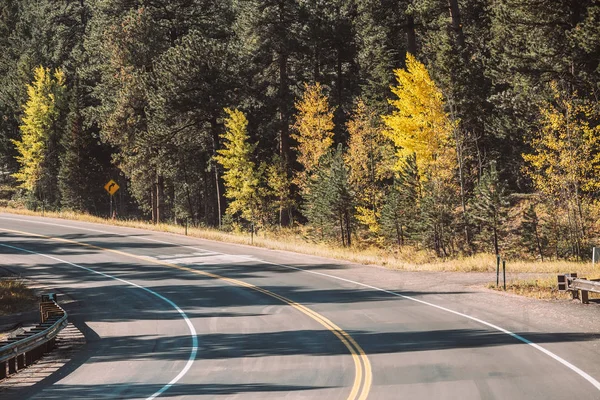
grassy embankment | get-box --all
[0,279,37,316]
[1,205,598,300]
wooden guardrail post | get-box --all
[0,293,67,381]
[7,357,16,374]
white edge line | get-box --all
[2,215,600,392]
[0,242,198,400]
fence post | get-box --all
[496,255,500,287]
[503,260,506,290]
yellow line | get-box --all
[1,228,372,399]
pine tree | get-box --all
[381,154,420,246]
[470,161,509,255]
[521,202,545,261]
[214,108,259,224]
[233,0,303,227]
[354,0,415,110]
[304,144,354,246]
[58,84,105,213]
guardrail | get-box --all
[0,293,68,380]
[558,273,600,304]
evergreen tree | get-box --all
[354,0,415,110]
[58,84,105,213]
[234,0,303,227]
[304,144,354,246]
[520,202,545,261]
[470,161,509,255]
[381,153,420,246]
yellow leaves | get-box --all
[523,83,600,198]
[355,205,381,234]
[215,108,259,221]
[13,66,65,190]
[292,82,335,190]
[382,53,456,178]
[345,99,394,233]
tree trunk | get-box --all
[406,15,417,55]
[345,209,352,247]
[447,0,465,48]
[493,224,499,256]
[151,179,157,224]
[534,222,544,261]
[211,117,224,228]
[156,174,164,224]
[340,215,344,247]
[454,120,471,251]
[277,3,291,227]
[181,161,195,224]
[280,157,290,227]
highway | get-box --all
[0,213,599,399]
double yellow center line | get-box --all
[1,228,372,400]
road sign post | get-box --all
[104,180,120,219]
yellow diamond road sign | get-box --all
[104,179,120,196]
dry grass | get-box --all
[0,279,37,316]
[487,275,600,300]
[1,206,599,276]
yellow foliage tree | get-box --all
[345,99,394,233]
[292,83,335,191]
[214,108,259,222]
[382,54,460,256]
[382,53,456,179]
[523,82,600,258]
[523,83,600,198]
[13,66,65,191]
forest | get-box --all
[0,0,599,261]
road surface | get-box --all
[0,213,599,399]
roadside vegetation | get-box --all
[488,277,600,301]
[0,279,37,316]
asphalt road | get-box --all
[0,213,599,400]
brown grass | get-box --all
[0,279,37,316]
[487,275,600,300]
[1,206,598,277]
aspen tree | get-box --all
[523,83,600,259]
[345,99,394,234]
[215,108,259,223]
[13,66,65,193]
[292,83,335,192]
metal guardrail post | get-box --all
[557,274,600,304]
